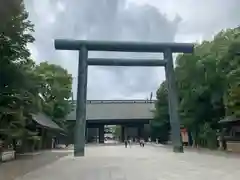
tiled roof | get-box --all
[31,113,63,130]
[219,116,240,123]
[67,100,156,121]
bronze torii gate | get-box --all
[54,39,194,156]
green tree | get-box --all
[0,0,38,148]
[152,27,240,149]
[221,42,240,117]
[150,81,170,142]
[113,126,121,138]
[34,62,73,129]
[0,0,73,151]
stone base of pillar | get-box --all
[99,139,104,144]
[173,145,184,153]
[74,149,84,157]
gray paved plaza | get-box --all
[16,145,240,180]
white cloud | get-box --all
[24,0,240,100]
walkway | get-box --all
[16,145,240,180]
[0,150,70,180]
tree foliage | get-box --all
[152,27,240,148]
[35,62,73,128]
[150,82,170,142]
[0,0,36,145]
[0,1,73,151]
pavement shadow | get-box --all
[0,151,70,180]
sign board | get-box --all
[181,128,189,143]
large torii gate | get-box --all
[54,39,194,156]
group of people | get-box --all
[124,138,145,148]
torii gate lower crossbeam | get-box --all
[54,39,194,156]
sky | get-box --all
[24,0,240,100]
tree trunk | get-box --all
[12,139,17,151]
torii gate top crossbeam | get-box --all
[54,39,194,53]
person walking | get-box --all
[148,137,151,143]
[140,138,145,147]
[142,139,145,147]
[124,139,128,148]
[128,138,132,148]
